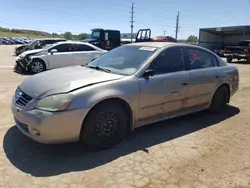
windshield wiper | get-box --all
[86,65,111,73]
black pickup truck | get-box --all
[81,28,177,51]
[224,40,250,63]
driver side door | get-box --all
[138,47,189,121]
[47,43,73,69]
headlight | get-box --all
[35,94,74,112]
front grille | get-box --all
[15,87,33,108]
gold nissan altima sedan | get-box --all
[11,42,239,149]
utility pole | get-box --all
[130,2,135,42]
[163,30,166,36]
[175,11,180,40]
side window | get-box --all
[150,47,185,74]
[53,44,72,52]
[74,44,95,51]
[186,48,214,70]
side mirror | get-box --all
[142,69,154,78]
[50,49,57,54]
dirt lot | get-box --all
[0,45,250,188]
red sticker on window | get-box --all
[192,53,197,60]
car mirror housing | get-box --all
[142,69,154,78]
[50,49,57,54]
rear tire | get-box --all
[209,86,229,114]
[227,56,233,63]
[28,59,46,74]
[81,102,128,149]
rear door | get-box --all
[47,43,73,69]
[72,44,97,66]
[183,47,219,108]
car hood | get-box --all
[19,49,43,58]
[16,44,28,49]
[19,66,124,99]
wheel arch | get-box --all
[30,57,48,69]
[80,97,134,140]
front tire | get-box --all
[81,102,128,149]
[28,59,46,74]
[209,86,229,114]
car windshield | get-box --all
[43,44,54,50]
[88,45,159,76]
[90,31,101,39]
[29,40,40,49]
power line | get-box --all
[175,11,180,40]
[130,2,135,41]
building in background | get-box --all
[198,25,250,51]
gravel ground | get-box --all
[0,45,250,188]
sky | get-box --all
[0,0,249,39]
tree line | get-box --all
[0,26,198,43]
[0,27,89,40]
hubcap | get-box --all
[95,112,120,139]
[31,62,43,73]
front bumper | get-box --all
[11,100,89,144]
[15,49,21,56]
[14,57,30,73]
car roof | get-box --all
[127,42,218,54]
[50,41,105,51]
[54,41,92,45]
[36,38,66,41]
[127,42,203,49]
[127,42,174,48]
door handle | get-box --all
[182,82,188,86]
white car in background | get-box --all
[15,41,107,73]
